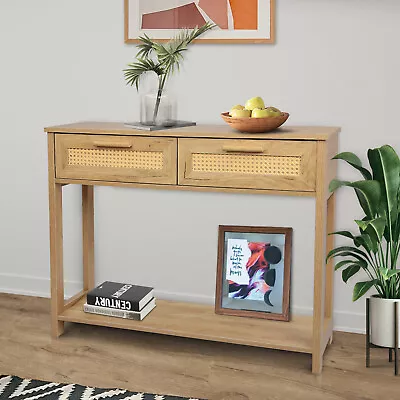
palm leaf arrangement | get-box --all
[124,23,215,125]
[327,145,400,301]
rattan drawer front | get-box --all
[55,134,177,184]
[178,138,317,191]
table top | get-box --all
[45,122,340,141]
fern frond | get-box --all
[184,22,216,44]
[136,34,156,59]
[156,22,215,76]
[123,58,165,90]
[124,23,215,88]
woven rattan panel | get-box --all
[192,153,301,176]
[68,148,164,170]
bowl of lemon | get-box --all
[221,97,289,133]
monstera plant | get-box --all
[327,144,400,348]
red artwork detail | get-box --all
[141,3,207,30]
[198,0,228,29]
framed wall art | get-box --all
[124,0,275,44]
[215,225,292,321]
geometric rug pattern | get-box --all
[0,376,205,400]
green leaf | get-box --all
[354,234,378,253]
[355,217,386,243]
[387,269,400,279]
[379,267,389,280]
[351,181,381,219]
[329,179,350,192]
[328,231,355,239]
[333,152,372,180]
[334,259,367,271]
[154,22,215,77]
[123,58,165,90]
[329,180,381,219]
[392,194,400,242]
[353,280,377,301]
[326,246,370,262]
[181,22,216,44]
[342,265,361,283]
[355,220,369,231]
[378,267,400,283]
[368,145,400,231]
[329,230,378,254]
[335,259,356,271]
[136,33,156,59]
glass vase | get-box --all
[140,90,177,127]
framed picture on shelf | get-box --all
[124,0,275,44]
[215,225,292,321]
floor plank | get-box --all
[0,293,399,400]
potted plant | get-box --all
[123,23,214,127]
[327,145,400,348]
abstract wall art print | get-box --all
[215,225,292,321]
[125,0,275,43]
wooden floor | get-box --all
[0,294,399,400]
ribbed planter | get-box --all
[370,296,400,348]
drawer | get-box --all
[55,134,177,184]
[178,138,317,191]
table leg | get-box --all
[48,134,65,338]
[82,185,95,291]
[49,184,65,337]
[323,193,336,353]
[325,194,335,323]
[312,143,329,374]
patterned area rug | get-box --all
[0,376,204,400]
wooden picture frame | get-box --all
[215,225,292,321]
[124,0,275,44]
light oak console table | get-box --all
[45,122,340,374]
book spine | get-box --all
[83,304,141,320]
[86,294,140,312]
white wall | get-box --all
[1,0,399,333]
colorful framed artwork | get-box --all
[215,225,292,321]
[124,0,275,44]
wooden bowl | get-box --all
[221,112,290,133]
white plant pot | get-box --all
[370,296,400,348]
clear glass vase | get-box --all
[140,90,177,127]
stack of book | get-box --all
[84,281,156,321]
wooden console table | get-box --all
[45,122,339,374]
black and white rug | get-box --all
[0,376,204,400]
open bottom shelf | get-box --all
[59,297,313,354]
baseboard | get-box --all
[0,273,366,333]
[0,273,82,298]
[331,310,366,334]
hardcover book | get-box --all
[87,281,154,312]
[84,298,156,321]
